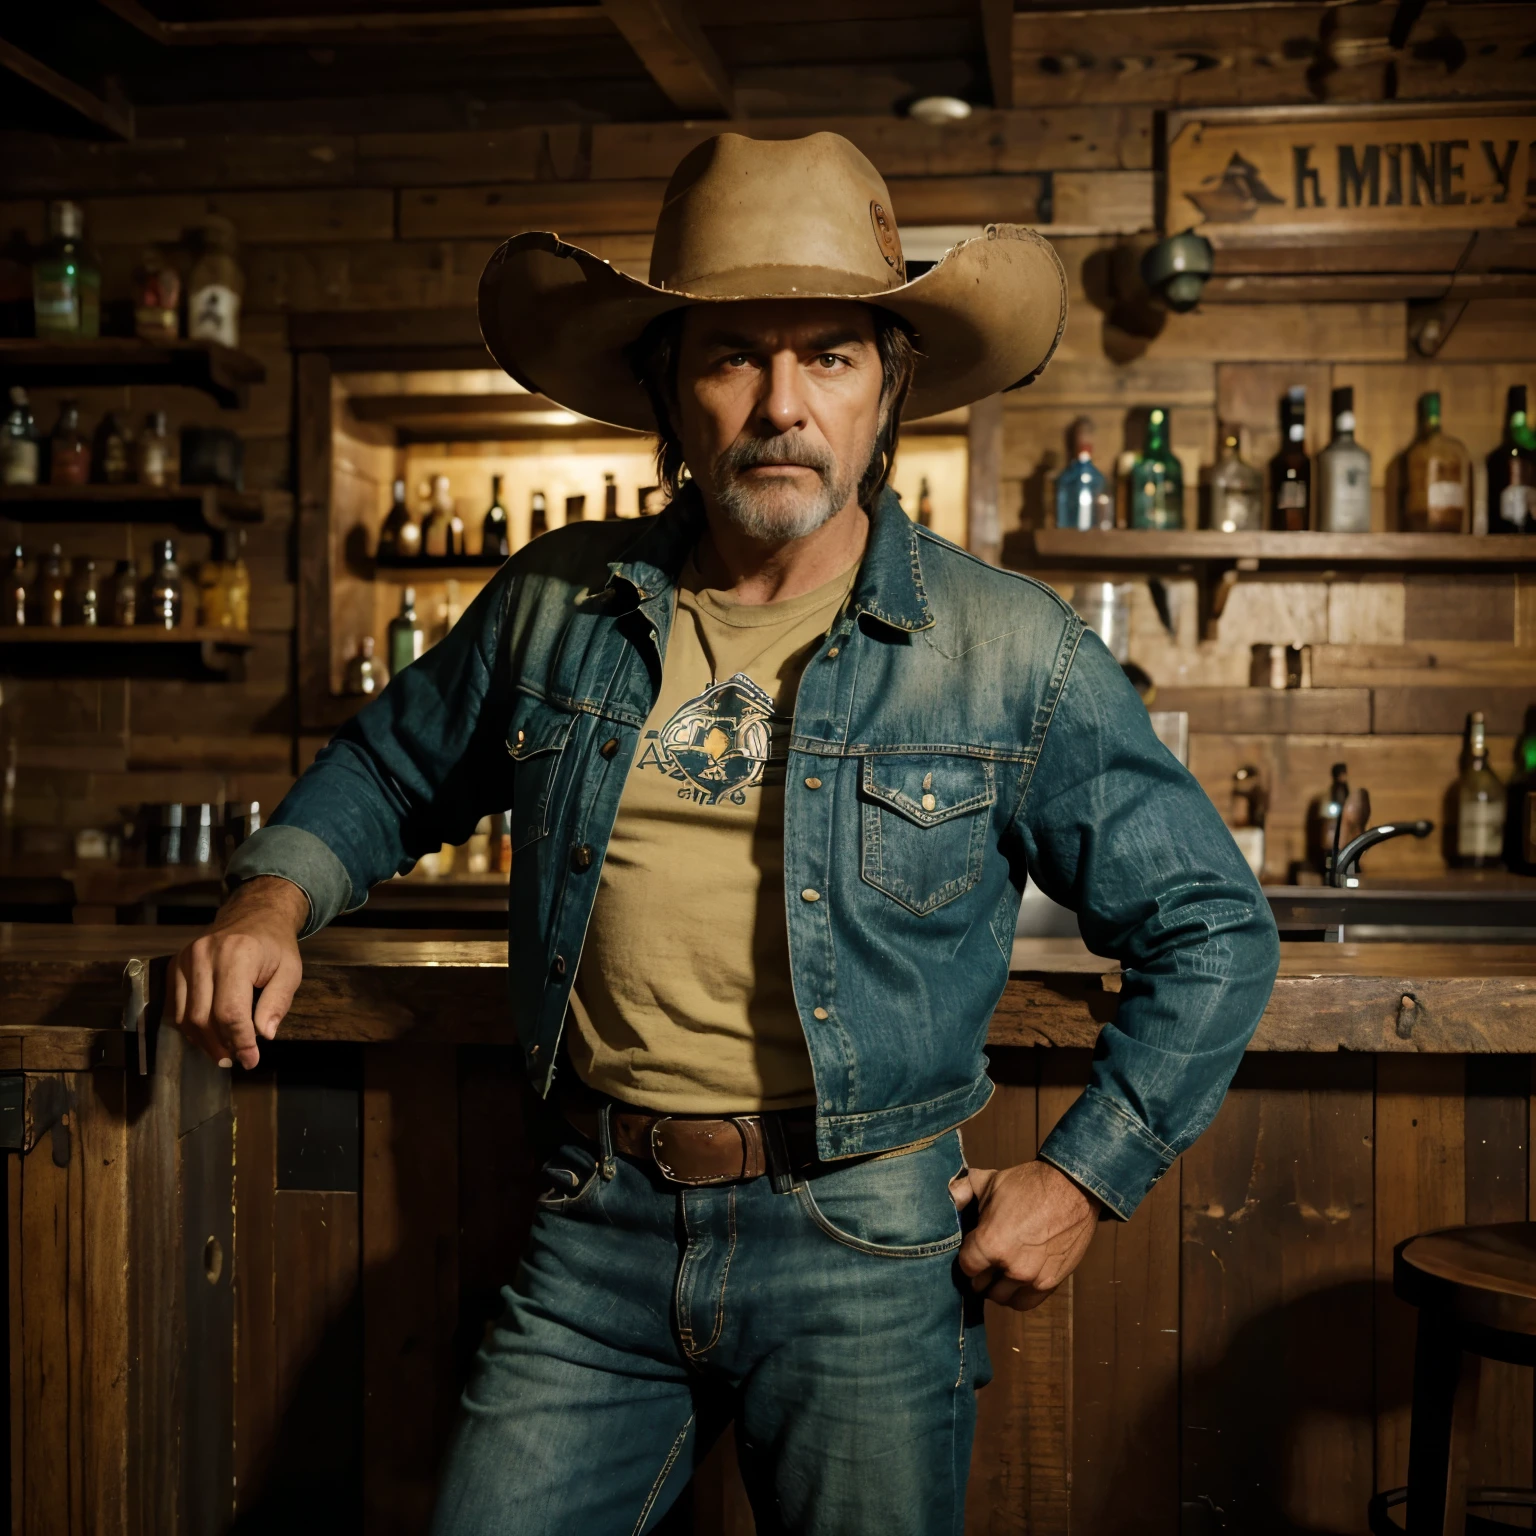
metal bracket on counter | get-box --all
[122,956,161,1076]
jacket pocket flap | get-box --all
[507,696,577,760]
[860,754,995,827]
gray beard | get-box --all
[705,423,879,543]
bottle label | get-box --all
[1499,484,1534,530]
[189,284,241,348]
[1458,799,1505,859]
[33,279,78,332]
[1277,480,1307,510]
[1,440,39,486]
[1427,480,1466,512]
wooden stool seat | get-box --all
[1370,1223,1536,1535]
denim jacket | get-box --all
[230,488,1278,1219]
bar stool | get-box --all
[1369,1223,1536,1535]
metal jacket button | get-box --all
[553,954,567,976]
[571,844,594,872]
[600,737,620,759]
[825,646,840,659]
[804,776,822,790]
[813,1006,829,1020]
[801,888,821,903]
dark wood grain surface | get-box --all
[2,927,1532,1053]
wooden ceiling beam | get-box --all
[0,36,133,139]
[96,0,600,47]
[601,0,733,117]
[980,0,1014,109]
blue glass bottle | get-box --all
[1055,417,1111,529]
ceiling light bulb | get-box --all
[908,96,973,125]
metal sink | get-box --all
[1016,882,1536,944]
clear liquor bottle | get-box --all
[529,490,549,538]
[377,478,418,560]
[4,545,26,626]
[422,475,465,559]
[1129,407,1183,529]
[147,539,183,629]
[1455,710,1505,868]
[1317,387,1372,533]
[1,388,39,486]
[1488,385,1536,535]
[1207,427,1262,532]
[1269,387,1311,531]
[1404,392,1470,533]
[1056,418,1111,529]
[32,544,66,627]
[388,586,425,678]
[481,474,511,559]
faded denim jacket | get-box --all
[229,487,1279,1219]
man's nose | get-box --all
[756,350,808,436]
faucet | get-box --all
[1326,820,1434,888]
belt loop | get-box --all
[598,1101,618,1181]
[763,1111,795,1196]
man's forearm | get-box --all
[225,823,351,937]
[218,873,311,937]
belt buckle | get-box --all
[649,1115,746,1186]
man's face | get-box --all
[673,299,885,543]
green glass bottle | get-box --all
[32,202,100,340]
[1130,407,1184,529]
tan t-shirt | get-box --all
[567,555,859,1112]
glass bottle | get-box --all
[388,586,425,677]
[1056,417,1112,530]
[1227,764,1267,878]
[32,544,66,627]
[421,475,465,559]
[530,490,549,538]
[1455,710,1505,868]
[146,538,183,629]
[2,388,39,486]
[112,557,138,626]
[1316,387,1372,533]
[343,635,382,696]
[603,471,620,520]
[1309,761,1350,875]
[187,217,244,349]
[131,245,181,340]
[68,557,99,626]
[1129,407,1183,529]
[481,474,510,561]
[31,201,100,340]
[4,546,26,626]
[1268,386,1311,531]
[1506,707,1536,875]
[95,412,132,485]
[1404,392,1470,533]
[1488,384,1536,535]
[48,399,89,486]
[136,411,173,488]
[1207,427,1263,532]
[377,477,420,561]
[917,475,936,528]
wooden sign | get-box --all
[1167,105,1536,239]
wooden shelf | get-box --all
[0,338,266,409]
[0,625,255,676]
[1007,528,1536,634]
[346,390,647,444]
[372,556,504,579]
[0,484,274,531]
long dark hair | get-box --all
[625,306,918,512]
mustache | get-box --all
[715,432,835,481]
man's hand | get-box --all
[949,1159,1101,1311]
[171,876,309,1070]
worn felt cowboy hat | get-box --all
[477,131,1067,430]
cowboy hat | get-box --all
[477,131,1067,431]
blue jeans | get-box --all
[430,1116,991,1535]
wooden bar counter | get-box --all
[3,924,1535,1534]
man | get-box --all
[174,133,1279,1534]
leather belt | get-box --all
[562,1100,822,1186]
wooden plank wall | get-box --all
[203,1043,1536,1534]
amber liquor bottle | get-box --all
[1455,710,1505,868]
[1404,392,1469,533]
[1269,387,1311,531]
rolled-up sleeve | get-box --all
[1016,625,1280,1219]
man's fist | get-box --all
[949,1159,1101,1311]
[170,875,309,1070]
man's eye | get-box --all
[817,354,846,369]
[725,354,751,367]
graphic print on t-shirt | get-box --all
[633,671,782,807]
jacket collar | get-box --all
[599,482,934,633]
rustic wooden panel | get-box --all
[1437,300,1536,363]
[1182,1055,1376,1532]
[1327,579,1407,645]
[1216,362,1334,463]
[1462,1054,1531,1504]
[1151,687,1370,735]
[965,1048,1041,1534]
[1370,686,1533,737]
[233,1071,279,1512]
[1049,171,1154,234]
[1311,643,1536,690]
[399,180,669,239]
[1375,1055,1467,1494]
[362,1044,461,1534]
[1093,305,1405,367]
[1403,573,1516,643]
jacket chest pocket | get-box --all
[507,697,577,851]
[860,753,996,915]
